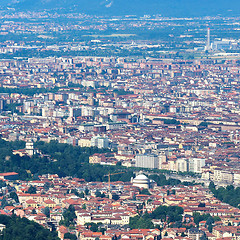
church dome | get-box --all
[134,174,149,181]
[132,174,150,189]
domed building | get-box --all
[132,173,155,189]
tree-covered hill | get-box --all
[0,139,134,182]
[0,138,198,187]
[0,214,59,240]
[0,138,198,186]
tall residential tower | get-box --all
[205,28,211,51]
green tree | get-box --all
[32,209,37,214]
[209,181,215,191]
[151,206,183,223]
[95,190,102,198]
[90,223,98,232]
[0,180,6,188]
[149,174,180,187]
[95,190,105,198]
[43,182,51,192]
[129,212,154,229]
[209,184,240,208]
[112,194,119,201]
[60,205,76,227]
[1,197,8,209]
[26,186,37,194]
[9,192,19,203]
[43,207,50,218]
[199,121,210,127]
[84,188,90,196]
[84,222,102,232]
[64,232,77,240]
[193,212,216,228]
[79,192,85,198]
[208,223,213,233]
[71,189,80,197]
[99,227,106,234]
[139,189,151,195]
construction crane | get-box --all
[104,172,125,194]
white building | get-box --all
[105,122,127,130]
[135,154,159,169]
[189,158,205,173]
[176,158,188,172]
[91,136,109,149]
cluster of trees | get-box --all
[26,186,37,194]
[193,212,220,233]
[209,182,240,208]
[0,214,59,240]
[149,174,181,186]
[0,139,29,178]
[162,119,180,125]
[0,180,6,188]
[63,233,77,240]
[42,207,51,218]
[59,205,76,227]
[70,189,85,198]
[85,222,106,234]
[1,198,9,209]
[151,205,183,223]
[34,140,134,182]
[129,206,184,229]
[199,121,211,127]
[139,189,151,195]
[95,190,106,198]
[130,212,154,229]
[0,87,59,96]
[9,192,19,203]
[131,206,219,232]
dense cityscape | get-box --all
[0,1,239,240]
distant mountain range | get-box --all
[5,0,240,17]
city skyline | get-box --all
[0,1,239,240]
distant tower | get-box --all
[206,28,211,51]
